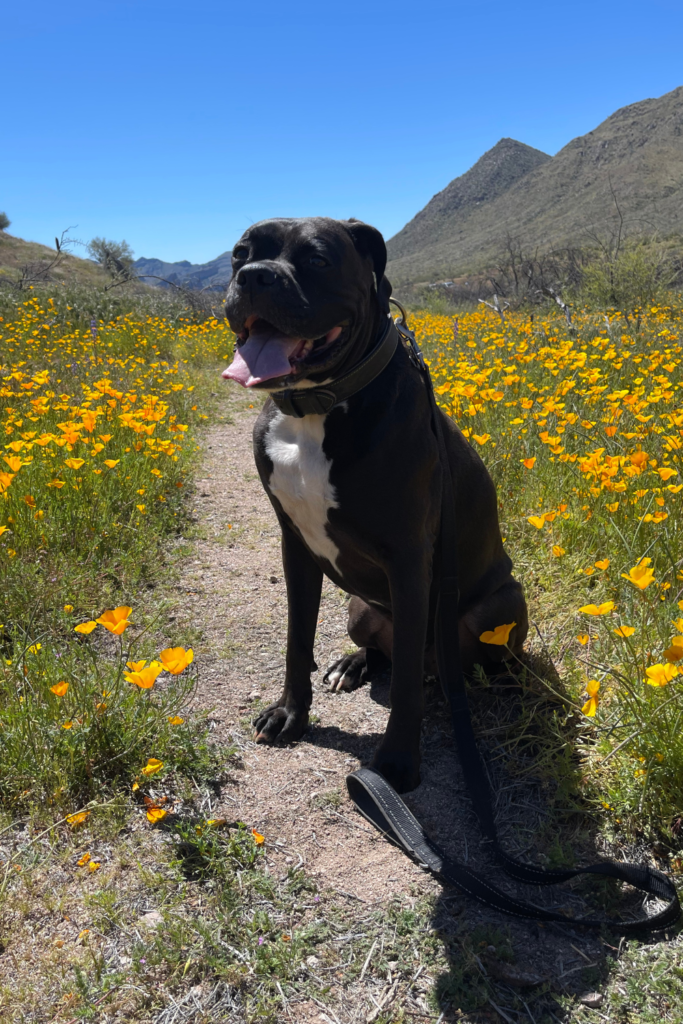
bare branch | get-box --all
[478,294,509,322]
[540,286,575,330]
[9,227,80,290]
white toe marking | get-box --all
[265,410,341,568]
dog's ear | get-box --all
[343,219,387,289]
[377,273,393,315]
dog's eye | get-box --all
[233,246,249,261]
[308,256,328,268]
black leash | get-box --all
[347,303,680,933]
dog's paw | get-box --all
[253,702,308,745]
[324,651,367,693]
[371,746,421,794]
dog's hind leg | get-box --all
[324,597,392,692]
[459,577,528,674]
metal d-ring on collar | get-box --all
[270,312,400,418]
[390,296,426,373]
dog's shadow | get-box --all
[305,665,392,757]
[304,651,676,1021]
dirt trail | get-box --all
[178,391,438,904]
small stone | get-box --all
[247,690,261,701]
[285,856,293,864]
[579,992,604,1008]
[487,945,496,953]
[306,955,320,967]
[485,959,544,988]
[269,576,279,583]
[139,911,164,929]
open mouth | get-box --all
[222,316,343,388]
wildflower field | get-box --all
[2,292,683,1022]
[3,294,683,842]
[420,302,683,835]
[0,297,232,814]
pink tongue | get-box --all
[222,325,301,387]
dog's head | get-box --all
[223,217,391,390]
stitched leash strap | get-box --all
[347,310,680,933]
[347,769,677,931]
[271,315,398,417]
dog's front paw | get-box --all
[371,745,421,794]
[254,702,308,745]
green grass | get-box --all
[0,617,226,816]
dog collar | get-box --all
[270,316,398,418]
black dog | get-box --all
[223,217,528,793]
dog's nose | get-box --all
[236,263,277,289]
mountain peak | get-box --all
[388,139,550,261]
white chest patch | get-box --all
[264,410,341,569]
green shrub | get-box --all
[581,239,676,310]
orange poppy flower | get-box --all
[125,661,163,689]
[479,622,516,645]
[97,606,132,634]
[158,647,194,675]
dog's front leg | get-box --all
[371,547,430,793]
[254,522,323,744]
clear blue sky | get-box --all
[3,0,682,264]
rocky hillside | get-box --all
[0,232,108,288]
[0,229,233,293]
[386,86,683,285]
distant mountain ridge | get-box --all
[133,252,232,291]
[386,86,683,285]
